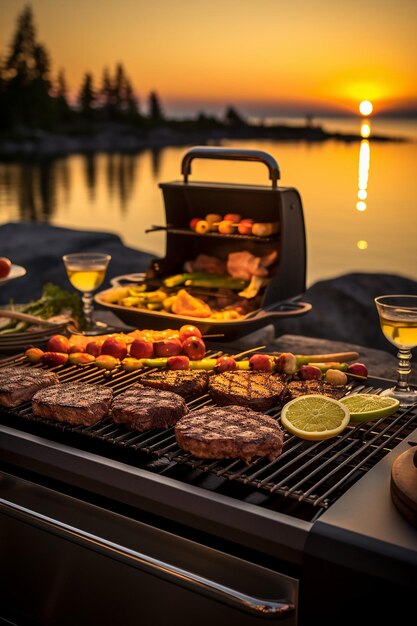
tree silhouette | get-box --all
[3,4,54,128]
[78,73,96,120]
[148,91,164,122]
[54,69,72,123]
[124,79,140,121]
[114,63,139,120]
[224,106,246,126]
[98,67,113,120]
[0,59,8,130]
[97,64,139,122]
[0,4,244,139]
[5,5,37,85]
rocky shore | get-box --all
[0,121,406,158]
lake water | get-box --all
[0,117,416,288]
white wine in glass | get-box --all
[375,294,417,406]
[63,252,111,335]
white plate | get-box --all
[0,264,27,286]
[0,303,68,353]
[0,326,68,353]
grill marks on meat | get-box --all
[111,384,188,431]
[175,405,284,463]
[288,380,346,400]
[139,370,209,399]
[209,371,287,411]
[32,382,113,426]
[0,366,60,407]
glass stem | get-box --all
[82,291,94,328]
[395,348,412,392]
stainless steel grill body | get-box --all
[1,352,416,624]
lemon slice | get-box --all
[280,395,350,440]
[340,394,400,422]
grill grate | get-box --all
[1,353,416,522]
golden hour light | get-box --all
[359,101,373,116]
[356,201,367,212]
[358,190,367,200]
[360,121,371,138]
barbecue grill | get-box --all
[1,348,416,625]
[95,146,311,338]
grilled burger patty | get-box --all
[139,370,209,398]
[0,366,60,407]
[111,384,188,431]
[32,382,113,426]
[175,405,284,463]
[288,380,346,400]
[208,371,288,411]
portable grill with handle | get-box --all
[1,349,416,625]
[95,146,311,338]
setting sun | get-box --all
[359,101,374,116]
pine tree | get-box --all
[78,72,96,120]
[148,91,164,122]
[114,63,125,116]
[5,5,37,85]
[124,79,139,121]
[56,69,68,101]
[113,63,139,121]
[4,5,54,129]
[0,58,9,131]
[99,67,114,120]
[55,68,72,123]
[224,106,246,126]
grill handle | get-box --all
[245,299,312,321]
[1,497,295,620]
[181,146,280,188]
[110,272,146,286]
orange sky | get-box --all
[1,0,417,117]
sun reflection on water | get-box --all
[357,138,370,211]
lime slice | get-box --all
[280,395,350,440]
[340,394,400,422]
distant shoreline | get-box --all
[0,121,408,159]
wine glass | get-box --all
[375,294,417,406]
[63,252,111,335]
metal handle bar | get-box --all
[1,498,295,620]
[181,146,280,188]
[244,300,312,321]
[110,273,146,287]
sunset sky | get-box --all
[1,0,417,118]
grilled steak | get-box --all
[32,382,113,426]
[175,405,284,463]
[139,370,209,398]
[288,380,346,400]
[0,366,60,407]
[111,384,188,431]
[209,371,288,411]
